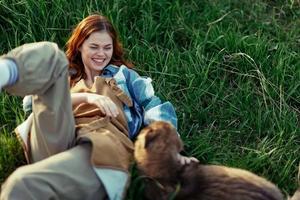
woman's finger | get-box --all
[190,157,199,163]
[105,99,119,117]
[104,99,120,117]
[102,101,114,117]
[96,102,106,115]
[177,154,199,165]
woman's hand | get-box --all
[177,153,199,165]
[86,93,119,117]
[71,93,119,117]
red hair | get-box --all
[66,14,133,84]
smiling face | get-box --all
[79,31,113,79]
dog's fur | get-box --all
[134,121,284,200]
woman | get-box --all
[0,14,195,200]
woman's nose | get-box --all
[96,49,105,55]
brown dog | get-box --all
[134,121,284,200]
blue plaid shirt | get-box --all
[23,64,178,139]
[101,64,177,138]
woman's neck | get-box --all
[84,78,94,88]
[84,68,102,84]
[84,72,99,88]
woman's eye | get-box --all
[104,47,112,50]
[90,46,97,49]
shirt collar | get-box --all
[102,64,119,76]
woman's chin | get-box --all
[92,65,106,72]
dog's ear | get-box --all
[144,128,159,149]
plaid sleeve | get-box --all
[126,69,178,130]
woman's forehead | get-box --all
[85,31,113,45]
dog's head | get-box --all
[135,121,183,157]
[134,121,183,178]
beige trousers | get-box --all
[0,42,107,200]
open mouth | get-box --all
[92,58,105,65]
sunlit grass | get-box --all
[0,0,299,199]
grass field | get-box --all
[0,0,300,199]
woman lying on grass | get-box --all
[0,14,196,200]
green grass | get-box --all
[1,0,300,199]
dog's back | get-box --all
[177,162,283,200]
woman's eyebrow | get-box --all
[89,43,99,46]
[89,43,112,46]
